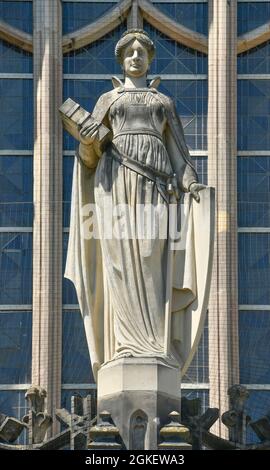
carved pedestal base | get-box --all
[97,357,181,450]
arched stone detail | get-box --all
[238,22,270,54]
[129,410,148,450]
[62,0,132,54]
[138,0,208,54]
[1,1,270,58]
[0,19,32,53]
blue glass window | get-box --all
[183,316,208,384]
[238,2,270,36]
[238,157,270,227]
[0,233,32,304]
[63,79,112,150]
[153,2,208,36]
[238,41,270,74]
[61,389,97,418]
[63,2,115,35]
[181,389,209,414]
[238,233,270,305]
[160,80,208,150]
[63,156,74,228]
[63,232,78,305]
[244,391,270,444]
[62,311,94,384]
[0,156,33,227]
[238,80,270,151]
[239,311,270,384]
[0,390,28,444]
[144,22,207,75]
[0,1,32,34]
[193,156,208,185]
[0,39,32,73]
[0,79,33,151]
[63,24,126,75]
[0,311,31,384]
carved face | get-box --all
[122,39,149,78]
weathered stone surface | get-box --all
[158,411,192,450]
[97,358,181,450]
[89,411,121,450]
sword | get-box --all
[164,174,179,357]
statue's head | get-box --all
[115,29,155,78]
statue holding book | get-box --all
[61,31,214,444]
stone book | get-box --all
[59,97,112,150]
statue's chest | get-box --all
[109,93,166,133]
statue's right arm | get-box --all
[78,92,112,169]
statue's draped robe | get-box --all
[65,86,205,379]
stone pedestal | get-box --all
[97,358,181,450]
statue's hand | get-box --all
[189,182,207,203]
[79,121,100,145]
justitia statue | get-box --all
[63,29,214,449]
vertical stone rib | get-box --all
[208,0,239,436]
[127,0,143,29]
[32,0,63,435]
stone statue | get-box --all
[64,29,214,447]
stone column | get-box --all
[207,0,239,436]
[32,0,63,435]
[127,0,143,29]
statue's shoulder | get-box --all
[92,88,120,120]
[154,90,174,111]
[95,88,119,107]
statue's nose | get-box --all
[132,50,139,60]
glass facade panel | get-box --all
[0,79,33,151]
[0,311,31,384]
[153,2,208,36]
[193,156,208,185]
[238,233,270,305]
[62,311,94,384]
[238,156,270,228]
[61,389,97,418]
[0,390,28,444]
[244,391,270,444]
[239,311,270,384]
[0,232,32,305]
[238,80,270,151]
[144,22,207,75]
[238,1,270,36]
[0,1,32,34]
[181,389,209,414]
[63,1,115,35]
[0,39,32,73]
[63,24,126,74]
[182,316,209,384]
[63,233,78,305]
[0,156,33,227]
[238,41,270,75]
[160,80,208,150]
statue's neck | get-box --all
[124,76,147,89]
